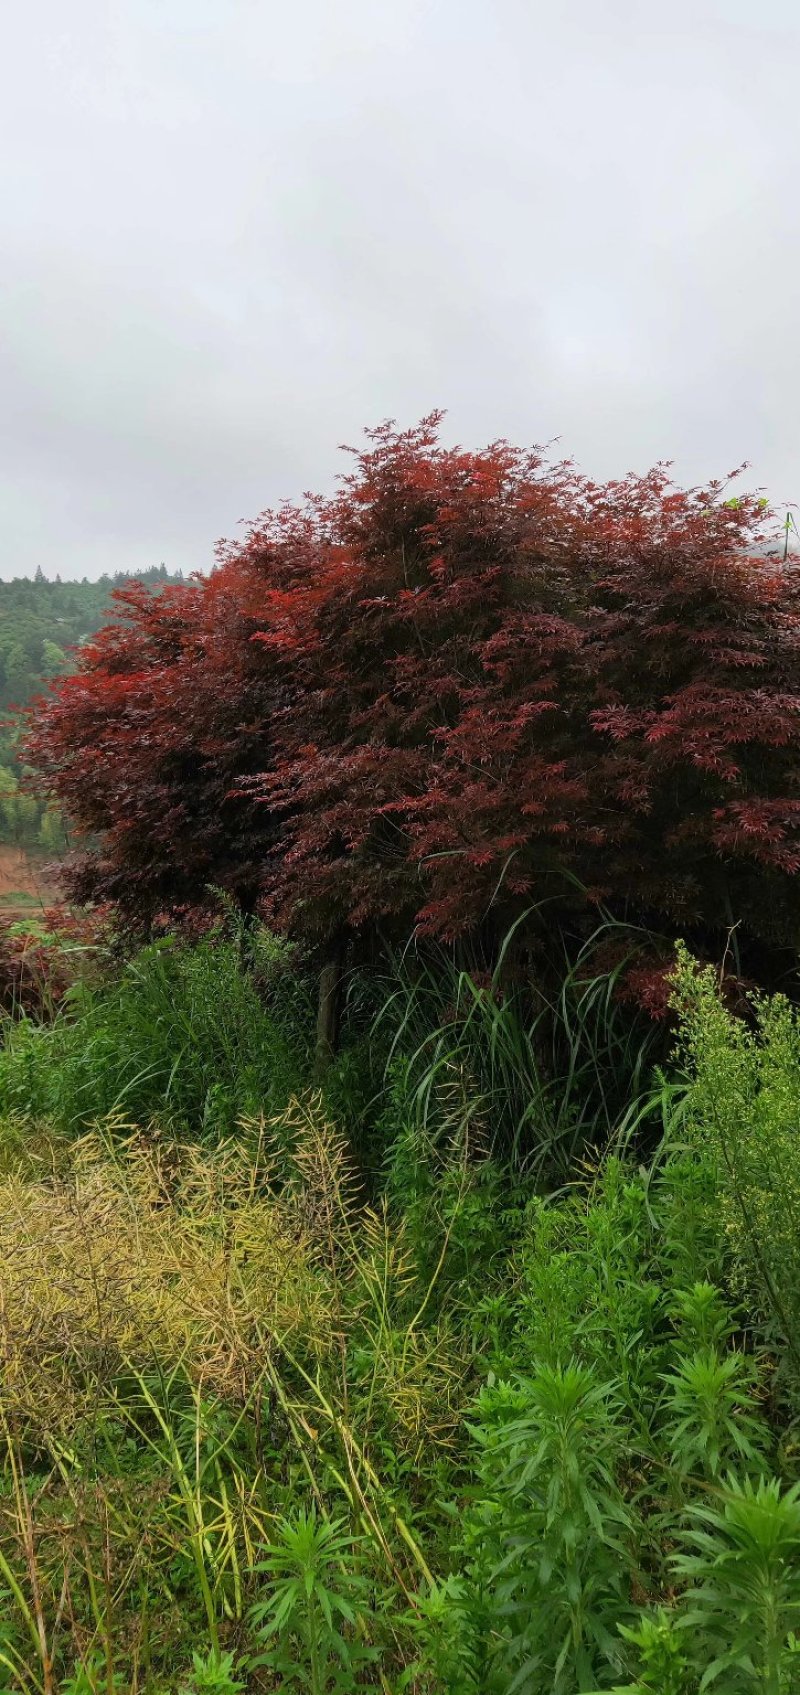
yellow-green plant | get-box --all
[673,946,800,1385]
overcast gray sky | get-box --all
[1,0,798,580]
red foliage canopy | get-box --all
[25,415,800,955]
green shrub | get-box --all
[674,1475,800,1692]
[461,1144,785,1693]
[674,946,800,1390]
[0,933,310,1134]
[512,1156,714,1433]
[397,1575,482,1693]
[468,1363,638,1691]
[249,1507,382,1692]
[608,1608,691,1694]
[662,1347,769,1481]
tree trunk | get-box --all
[313,939,344,1079]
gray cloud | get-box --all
[2,0,798,578]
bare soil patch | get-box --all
[0,846,62,918]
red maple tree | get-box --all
[25,415,800,972]
[25,574,282,926]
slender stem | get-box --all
[307,1599,322,1695]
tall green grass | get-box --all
[0,933,312,1135]
[376,918,666,1178]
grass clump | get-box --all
[0,932,312,1136]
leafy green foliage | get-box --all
[612,1609,691,1694]
[397,1577,482,1694]
[250,1508,381,1692]
[662,1347,768,1481]
[673,945,800,1390]
[675,1477,800,1692]
[0,931,311,1133]
[452,1103,794,1692]
[0,937,798,1691]
[59,1658,126,1695]
[468,1363,636,1691]
[179,1649,246,1694]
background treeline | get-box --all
[0,565,184,851]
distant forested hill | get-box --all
[0,565,185,712]
[0,565,185,854]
